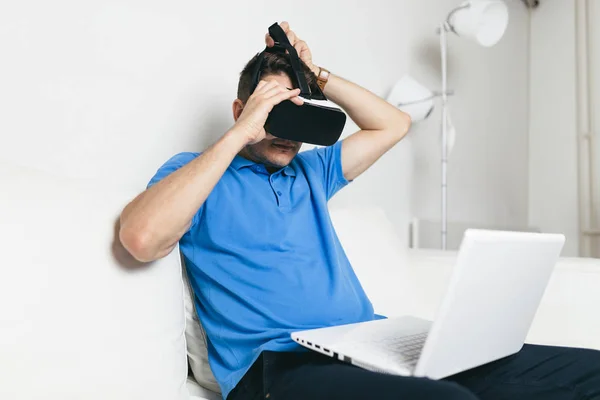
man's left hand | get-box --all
[265,21,319,76]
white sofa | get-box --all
[2,163,600,400]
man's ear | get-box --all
[232,99,244,122]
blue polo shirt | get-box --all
[148,141,375,398]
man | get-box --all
[120,22,600,400]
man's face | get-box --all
[236,73,302,170]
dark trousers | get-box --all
[228,345,600,400]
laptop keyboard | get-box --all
[375,332,428,367]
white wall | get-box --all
[584,0,600,257]
[0,0,531,248]
[590,0,600,256]
[528,0,580,256]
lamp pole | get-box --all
[440,22,449,250]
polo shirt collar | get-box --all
[282,165,296,177]
[230,155,255,170]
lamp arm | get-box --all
[442,3,471,34]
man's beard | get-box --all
[246,141,300,169]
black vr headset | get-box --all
[249,23,346,147]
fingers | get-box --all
[254,80,303,106]
[254,80,278,95]
[264,33,274,47]
[286,30,297,46]
[289,95,304,106]
[279,21,290,33]
[262,85,297,100]
[272,88,302,105]
[264,87,303,107]
[294,40,309,58]
[254,80,269,92]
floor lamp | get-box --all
[391,0,509,250]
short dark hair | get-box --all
[237,52,318,103]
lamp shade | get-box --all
[449,0,509,47]
[388,76,434,123]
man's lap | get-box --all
[228,345,600,400]
[228,350,474,400]
[448,344,600,400]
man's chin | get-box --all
[265,152,297,168]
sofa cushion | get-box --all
[527,257,600,350]
[187,377,220,400]
[330,207,417,318]
[182,258,220,394]
[0,163,189,400]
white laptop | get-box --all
[291,229,565,379]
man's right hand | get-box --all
[233,80,303,145]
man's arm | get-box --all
[119,132,246,262]
[268,22,412,182]
[119,81,302,262]
[320,73,412,181]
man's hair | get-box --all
[237,52,319,104]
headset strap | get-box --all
[251,23,326,100]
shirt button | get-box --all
[277,191,283,196]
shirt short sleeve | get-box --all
[147,152,202,230]
[297,140,350,200]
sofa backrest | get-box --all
[330,207,417,318]
[0,163,189,400]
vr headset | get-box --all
[249,23,346,147]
